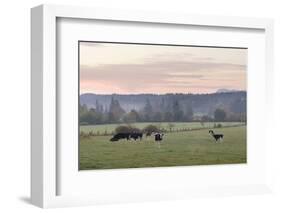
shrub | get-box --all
[213,123,223,128]
[115,125,141,133]
[130,127,141,133]
[80,131,88,138]
[217,123,223,128]
[142,124,160,134]
[89,130,95,137]
[115,125,131,133]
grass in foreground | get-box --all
[79,126,246,170]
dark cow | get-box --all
[154,132,164,148]
[130,132,143,141]
[110,133,130,142]
[154,133,164,141]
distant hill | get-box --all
[216,88,239,93]
[80,91,246,116]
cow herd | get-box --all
[110,132,164,142]
[109,129,223,143]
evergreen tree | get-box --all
[95,100,103,113]
[143,98,153,121]
[184,104,193,121]
[214,108,226,121]
[172,100,184,121]
[108,96,125,123]
[124,110,140,123]
[164,111,173,122]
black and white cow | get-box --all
[154,133,164,141]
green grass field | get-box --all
[79,123,247,170]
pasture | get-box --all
[79,123,246,170]
[80,122,243,135]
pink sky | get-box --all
[80,42,247,94]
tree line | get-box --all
[80,96,246,125]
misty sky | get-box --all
[79,42,247,94]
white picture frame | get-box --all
[31,4,274,208]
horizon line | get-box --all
[80,90,246,96]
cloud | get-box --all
[193,56,215,61]
[144,52,194,62]
[80,59,246,94]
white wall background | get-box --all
[0,0,280,212]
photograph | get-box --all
[79,41,247,170]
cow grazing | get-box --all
[130,132,143,141]
[110,133,130,142]
[110,132,143,142]
[209,130,223,142]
